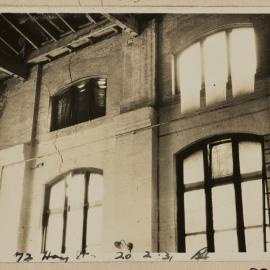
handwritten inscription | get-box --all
[42,251,69,263]
[14,252,33,262]
[190,247,209,260]
[14,250,174,262]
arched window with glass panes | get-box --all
[51,77,107,131]
[176,134,266,253]
[174,27,257,113]
[42,169,103,254]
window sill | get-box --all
[162,88,269,121]
[48,115,107,138]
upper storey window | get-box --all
[51,77,107,131]
[176,27,257,113]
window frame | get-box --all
[50,76,107,132]
[172,24,257,111]
[176,133,264,253]
[41,168,103,254]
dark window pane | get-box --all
[89,78,106,120]
[51,77,106,131]
[53,89,73,130]
[74,84,90,123]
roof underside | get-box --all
[0,13,143,81]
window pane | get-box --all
[245,227,264,253]
[242,180,263,227]
[46,213,63,253]
[49,181,65,210]
[88,173,103,203]
[184,190,206,233]
[204,31,228,105]
[74,84,90,123]
[230,28,256,96]
[186,234,207,254]
[239,141,262,174]
[87,206,103,249]
[211,142,233,178]
[65,209,84,255]
[54,90,72,130]
[212,185,236,230]
[178,42,201,113]
[89,78,106,120]
[67,173,85,208]
[214,230,238,253]
[183,150,204,184]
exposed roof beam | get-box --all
[86,14,96,24]
[0,36,19,55]
[44,14,64,34]
[27,19,117,64]
[56,14,76,33]
[0,14,39,50]
[0,52,28,80]
[27,13,57,42]
[102,14,139,37]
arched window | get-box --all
[175,27,257,112]
[176,134,264,253]
[51,77,107,131]
[42,170,103,254]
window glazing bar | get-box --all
[177,156,186,252]
[232,140,246,252]
[82,172,90,252]
[61,176,69,253]
[204,146,215,252]
[200,39,206,108]
[225,29,233,99]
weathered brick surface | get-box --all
[0,67,37,150]
[0,21,158,257]
[158,14,270,252]
[1,14,270,257]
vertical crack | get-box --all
[53,133,64,172]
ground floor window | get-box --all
[42,169,103,254]
[176,134,265,253]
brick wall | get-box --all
[157,14,270,252]
[0,19,158,258]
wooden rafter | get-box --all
[102,14,139,37]
[26,19,117,64]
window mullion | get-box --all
[82,172,90,252]
[232,140,246,252]
[42,186,50,252]
[61,175,69,254]
[226,29,233,100]
[204,145,215,252]
[177,156,186,252]
[200,40,206,108]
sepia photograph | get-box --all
[0,1,269,269]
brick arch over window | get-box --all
[42,168,103,254]
[50,76,107,131]
[176,133,265,253]
[173,25,257,112]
